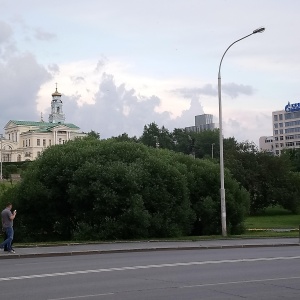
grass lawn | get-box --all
[245,206,300,229]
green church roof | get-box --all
[9,120,79,129]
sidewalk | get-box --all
[0,238,299,260]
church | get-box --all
[0,86,86,162]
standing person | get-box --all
[0,203,17,253]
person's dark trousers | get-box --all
[3,231,13,251]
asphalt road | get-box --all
[0,246,300,299]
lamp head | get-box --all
[253,27,265,34]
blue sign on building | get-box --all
[285,102,300,112]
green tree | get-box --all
[139,123,174,150]
[86,130,100,139]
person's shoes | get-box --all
[8,250,15,254]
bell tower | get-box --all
[49,83,65,124]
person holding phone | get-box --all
[0,203,17,253]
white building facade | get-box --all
[0,87,86,162]
[259,102,300,155]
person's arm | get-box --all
[9,211,16,220]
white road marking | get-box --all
[0,256,299,282]
[48,293,114,300]
[181,276,300,288]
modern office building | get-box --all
[259,101,300,155]
[185,114,217,133]
[0,86,86,162]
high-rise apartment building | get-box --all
[185,114,217,133]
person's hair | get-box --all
[6,202,12,207]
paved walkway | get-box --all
[0,238,299,260]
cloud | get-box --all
[58,73,172,138]
[0,21,13,44]
[53,72,209,140]
[0,53,52,129]
[71,76,85,85]
[0,21,18,59]
[48,63,60,74]
[169,96,205,129]
[95,57,108,73]
[224,111,271,145]
[222,83,254,98]
[172,84,217,98]
[34,28,56,41]
[172,82,254,100]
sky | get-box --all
[0,0,299,145]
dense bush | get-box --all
[3,138,249,241]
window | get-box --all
[37,151,41,157]
[286,142,294,147]
[29,139,30,146]
[286,135,294,140]
[280,136,284,140]
[8,134,10,140]
[59,138,62,144]
[279,114,283,120]
[279,129,283,134]
[49,139,51,146]
[25,140,28,147]
[296,141,300,146]
[280,143,284,147]
[274,123,278,128]
[37,139,40,146]
[285,111,300,120]
[276,150,280,155]
[274,130,278,135]
[23,140,25,147]
[275,137,278,141]
[17,155,21,162]
[275,143,279,148]
[274,115,278,121]
[279,123,283,127]
[43,139,46,147]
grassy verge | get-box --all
[245,206,300,229]
[242,206,300,238]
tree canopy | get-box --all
[4,137,249,241]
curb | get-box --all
[0,243,299,260]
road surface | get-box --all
[0,246,299,299]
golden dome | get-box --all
[52,83,62,97]
[52,89,61,97]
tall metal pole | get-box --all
[211,143,215,159]
[218,27,265,237]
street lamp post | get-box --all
[211,143,215,159]
[218,27,265,237]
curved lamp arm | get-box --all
[218,27,265,78]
